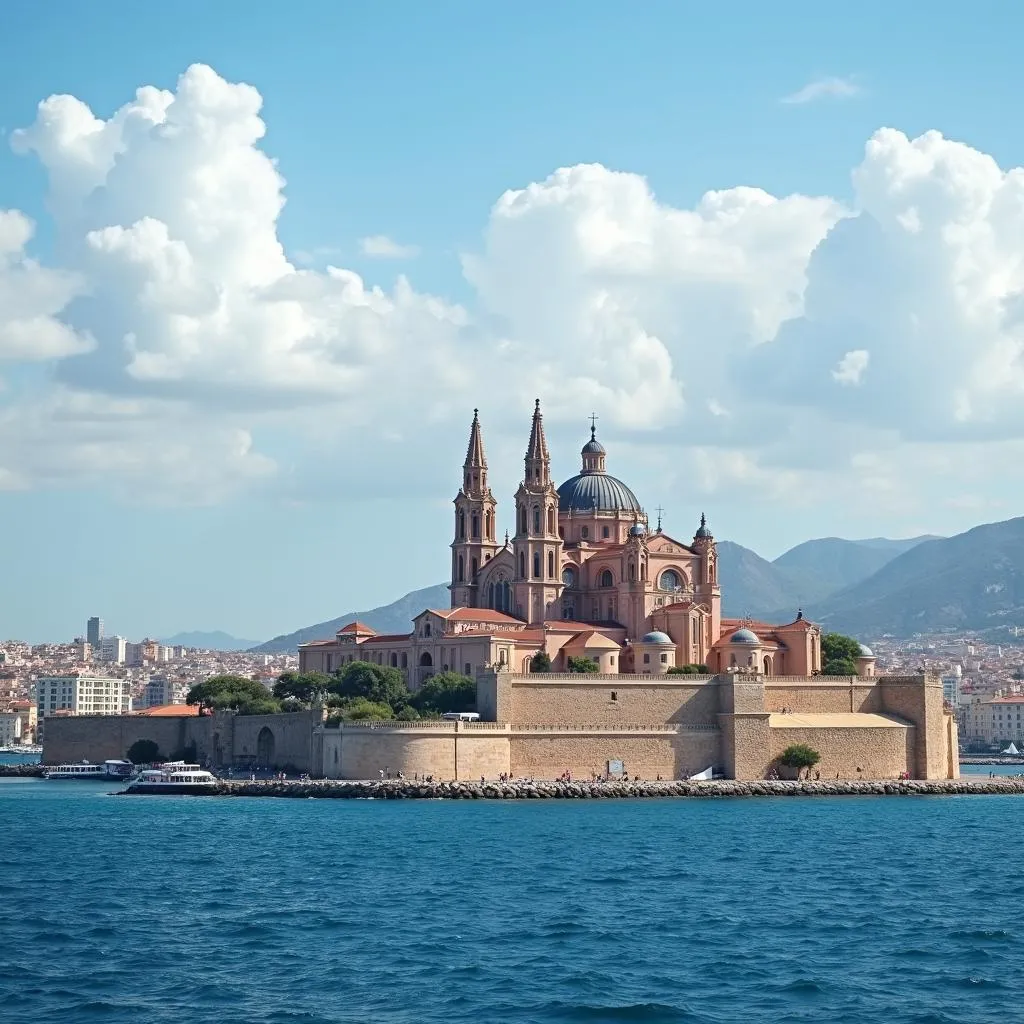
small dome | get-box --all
[581,424,606,456]
[628,523,646,537]
[640,631,673,645]
[730,627,760,645]
[858,643,875,658]
[694,512,712,539]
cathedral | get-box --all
[300,401,829,685]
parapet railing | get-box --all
[510,722,720,733]
[514,673,714,682]
[327,720,456,730]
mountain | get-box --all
[162,630,261,651]
[803,517,1024,637]
[717,541,803,619]
[251,583,452,653]
[771,536,937,602]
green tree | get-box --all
[187,675,280,716]
[126,738,160,764]
[331,661,410,709]
[273,671,331,704]
[667,664,709,675]
[529,651,552,673]
[820,633,862,675]
[341,698,395,721]
[396,705,421,721]
[412,672,476,714]
[566,655,600,674]
[779,743,821,771]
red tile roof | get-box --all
[337,621,376,635]
[359,634,413,644]
[447,608,525,623]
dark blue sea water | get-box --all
[4,779,1024,1024]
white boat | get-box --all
[44,761,107,780]
[43,759,139,780]
[123,762,219,795]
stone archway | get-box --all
[256,726,275,767]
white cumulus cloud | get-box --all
[832,349,870,385]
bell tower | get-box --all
[692,513,721,644]
[512,400,564,623]
[449,409,499,608]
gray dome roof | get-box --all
[640,630,673,645]
[582,437,606,455]
[628,523,646,537]
[858,643,875,658]
[730,627,760,645]
[558,473,642,513]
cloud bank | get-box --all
[3,64,1024,526]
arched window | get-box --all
[547,507,555,533]
[629,562,635,581]
[519,507,527,533]
[424,622,432,637]
[390,653,398,667]
[562,566,576,588]
[465,475,470,492]
[533,553,541,579]
[602,526,609,539]
[458,511,466,540]
[401,653,408,669]
[458,555,464,582]
[659,569,682,592]
[533,506,541,533]
[600,569,613,588]
[471,557,478,577]
[519,552,526,578]
[472,514,479,539]
[420,652,433,666]
[548,551,555,578]
[660,653,668,664]
[581,526,589,540]
[485,511,492,538]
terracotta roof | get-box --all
[543,618,627,633]
[359,634,413,644]
[453,628,545,643]
[563,630,622,650]
[989,696,1024,704]
[337,621,376,635]
[447,608,525,623]
[298,639,336,648]
[133,704,201,717]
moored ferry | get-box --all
[44,759,139,780]
[123,762,219,795]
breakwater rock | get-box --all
[0,764,45,778]
[211,777,1024,800]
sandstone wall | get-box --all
[510,728,720,780]
[229,710,320,772]
[877,676,949,778]
[509,675,719,727]
[765,725,914,781]
[42,714,204,764]
[764,679,882,714]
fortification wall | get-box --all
[42,714,205,764]
[766,725,915,781]
[764,679,882,714]
[877,675,948,778]
[509,675,720,727]
[510,728,721,780]
[230,711,320,772]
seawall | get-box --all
[121,777,1024,799]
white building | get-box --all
[140,675,189,709]
[0,711,22,746]
[941,672,961,707]
[35,676,132,717]
[101,636,127,664]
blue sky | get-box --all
[3,1,1024,642]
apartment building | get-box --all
[140,675,190,709]
[960,693,1024,746]
[0,711,22,746]
[35,675,133,717]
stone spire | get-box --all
[464,408,487,471]
[525,399,551,487]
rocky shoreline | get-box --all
[195,777,1024,799]
[0,764,45,777]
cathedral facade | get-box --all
[300,402,827,685]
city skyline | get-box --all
[4,2,1024,641]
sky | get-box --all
[3,1,1024,643]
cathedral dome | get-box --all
[858,643,874,658]
[582,436,606,456]
[558,473,642,513]
[640,630,673,645]
[730,628,760,645]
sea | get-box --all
[4,767,1024,1024]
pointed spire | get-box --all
[464,408,487,470]
[694,512,713,541]
[525,398,551,486]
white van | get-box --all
[441,712,480,722]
